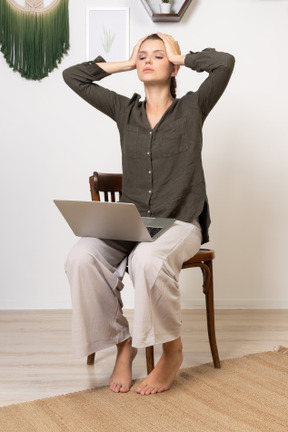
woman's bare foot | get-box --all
[136,337,183,396]
[109,337,137,393]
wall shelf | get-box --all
[140,0,193,22]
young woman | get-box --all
[63,33,235,395]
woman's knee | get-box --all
[128,243,161,277]
[65,239,100,274]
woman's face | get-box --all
[136,38,174,85]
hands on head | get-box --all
[157,32,182,63]
[129,33,183,69]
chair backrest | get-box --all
[89,172,122,202]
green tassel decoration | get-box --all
[0,0,69,80]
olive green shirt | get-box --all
[63,49,235,243]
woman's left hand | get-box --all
[157,33,184,65]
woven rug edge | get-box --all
[1,346,287,409]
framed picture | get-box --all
[86,8,130,62]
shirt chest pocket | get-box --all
[123,125,148,159]
[160,117,189,157]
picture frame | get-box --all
[86,8,130,62]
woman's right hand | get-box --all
[128,36,149,69]
[95,36,149,74]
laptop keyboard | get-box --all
[146,226,162,238]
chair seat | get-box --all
[183,249,215,267]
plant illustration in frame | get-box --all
[86,8,129,61]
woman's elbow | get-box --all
[227,53,236,71]
[62,67,71,85]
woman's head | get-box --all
[136,34,177,98]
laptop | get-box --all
[54,200,175,242]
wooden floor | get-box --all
[1,309,288,407]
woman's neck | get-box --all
[145,87,173,129]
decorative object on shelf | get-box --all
[160,0,171,14]
[140,0,193,22]
[86,8,129,62]
[0,0,69,80]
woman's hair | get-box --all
[142,34,177,99]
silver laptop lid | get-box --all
[54,200,175,242]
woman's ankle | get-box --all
[162,337,183,355]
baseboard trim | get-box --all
[1,298,288,310]
[0,300,72,310]
[180,298,288,310]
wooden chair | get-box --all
[86,172,221,373]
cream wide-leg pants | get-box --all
[65,220,202,358]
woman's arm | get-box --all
[158,32,235,117]
[62,36,148,119]
[185,48,235,117]
[62,58,123,120]
[158,32,235,116]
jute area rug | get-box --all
[1,349,288,432]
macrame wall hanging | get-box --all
[0,0,69,80]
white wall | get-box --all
[0,0,287,310]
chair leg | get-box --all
[87,353,95,365]
[145,346,155,374]
[204,261,221,368]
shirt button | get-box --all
[148,170,151,174]
[149,131,152,135]
[147,152,150,155]
[149,190,152,194]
